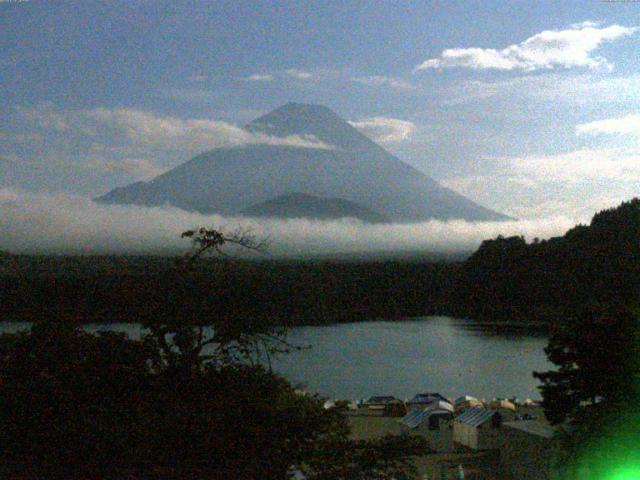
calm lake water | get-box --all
[271,316,551,402]
[0,316,551,401]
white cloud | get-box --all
[84,109,330,150]
[245,73,274,82]
[352,76,416,92]
[441,73,640,107]
[576,114,640,136]
[16,105,333,151]
[416,22,637,72]
[508,148,640,183]
[349,117,416,143]
[443,171,635,221]
[6,106,334,187]
[443,147,640,220]
[285,68,314,80]
[0,189,573,256]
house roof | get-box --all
[455,407,498,427]
[503,421,555,439]
[427,400,454,413]
[399,409,425,428]
[366,396,398,404]
[455,399,483,412]
[408,392,451,405]
[454,395,479,406]
[399,404,453,428]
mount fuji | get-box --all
[96,103,509,223]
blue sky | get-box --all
[2,0,640,221]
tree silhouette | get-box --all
[0,227,428,479]
[533,303,640,476]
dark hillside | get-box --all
[0,256,451,325]
[241,192,390,223]
[447,199,640,323]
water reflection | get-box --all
[271,317,551,401]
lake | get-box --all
[0,316,551,402]
[271,316,551,402]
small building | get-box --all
[364,396,406,417]
[399,401,453,432]
[365,396,397,405]
[454,395,483,414]
[488,399,517,421]
[406,392,451,411]
[398,401,454,452]
[453,407,503,450]
[499,421,558,480]
[489,399,516,411]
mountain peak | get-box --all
[260,102,343,119]
[97,102,510,223]
[279,102,336,113]
[246,102,377,150]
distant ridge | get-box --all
[242,192,390,223]
[96,102,509,222]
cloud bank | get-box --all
[285,68,314,80]
[349,117,416,143]
[416,22,637,72]
[17,105,333,152]
[0,190,575,257]
[5,105,333,185]
[577,114,640,136]
[245,73,275,82]
[508,148,640,182]
[442,146,640,220]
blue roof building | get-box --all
[407,392,451,411]
[453,407,503,450]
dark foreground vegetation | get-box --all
[0,229,429,479]
[0,322,431,479]
[2,199,640,327]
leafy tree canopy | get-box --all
[0,228,428,479]
[533,303,640,477]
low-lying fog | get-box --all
[0,188,576,257]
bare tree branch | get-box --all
[179,226,268,269]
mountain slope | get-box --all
[96,102,509,222]
[242,193,389,223]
